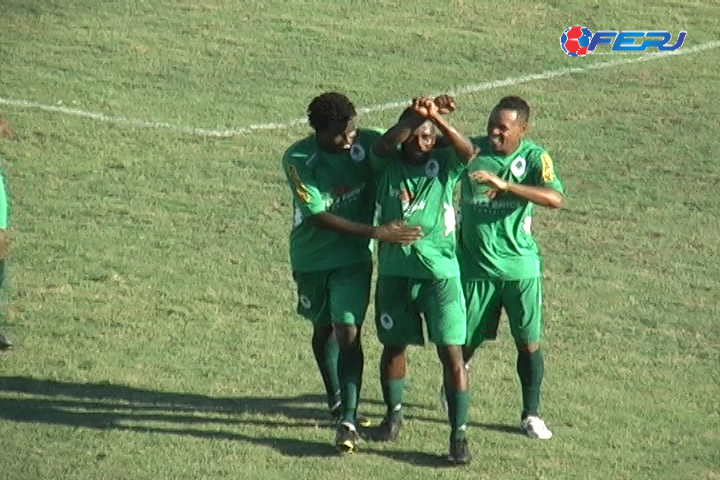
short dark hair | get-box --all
[495,96,530,123]
[307,92,356,131]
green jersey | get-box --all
[0,167,7,229]
[372,146,467,279]
[282,129,382,273]
[459,137,564,280]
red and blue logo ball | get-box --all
[560,26,593,57]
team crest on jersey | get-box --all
[425,159,440,178]
[541,152,555,182]
[511,157,526,177]
[350,143,366,162]
[380,313,394,330]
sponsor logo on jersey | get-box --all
[287,164,309,203]
[540,152,555,182]
[327,183,366,210]
[468,198,524,212]
[389,186,425,217]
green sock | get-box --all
[338,343,363,424]
[312,334,341,410]
[445,387,469,440]
[381,378,405,421]
[517,349,544,417]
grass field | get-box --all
[1,1,719,479]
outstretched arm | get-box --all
[284,155,422,244]
[309,213,422,244]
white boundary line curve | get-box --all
[1,41,718,138]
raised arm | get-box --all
[371,99,427,159]
[427,103,475,163]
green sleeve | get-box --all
[0,171,7,229]
[529,150,564,194]
[282,153,326,216]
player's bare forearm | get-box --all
[372,113,426,158]
[310,212,422,244]
[429,113,475,162]
[506,184,564,209]
[309,212,376,238]
[471,170,564,208]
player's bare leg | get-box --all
[333,323,363,454]
[440,346,473,411]
[311,325,341,422]
[517,342,552,439]
[371,345,406,442]
[438,345,471,465]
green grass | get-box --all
[1,1,719,479]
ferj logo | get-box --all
[560,26,686,57]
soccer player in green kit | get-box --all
[369,97,476,465]
[0,162,11,352]
[458,96,564,439]
[282,92,423,454]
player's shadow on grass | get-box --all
[408,414,525,436]
[0,376,427,459]
[0,376,350,457]
[364,447,452,468]
[0,376,429,419]
[0,396,335,457]
[0,375,333,422]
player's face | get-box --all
[316,119,358,154]
[402,121,436,163]
[487,108,527,155]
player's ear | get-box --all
[520,120,530,135]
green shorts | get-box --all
[292,262,371,327]
[374,276,467,347]
[464,277,543,349]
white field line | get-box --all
[1,41,718,138]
